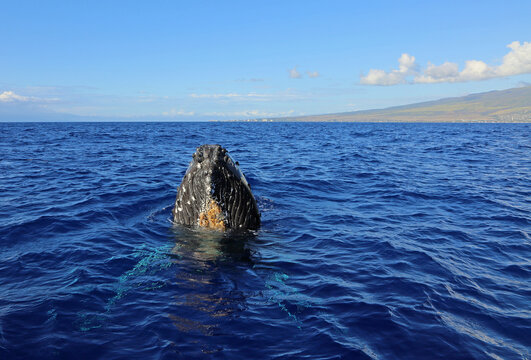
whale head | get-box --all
[173,144,261,231]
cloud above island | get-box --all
[360,53,418,85]
[361,41,531,85]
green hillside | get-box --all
[274,86,531,122]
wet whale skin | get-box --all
[173,144,261,230]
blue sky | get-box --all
[1,0,530,121]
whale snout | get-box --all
[173,144,260,231]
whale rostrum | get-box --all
[172,144,261,230]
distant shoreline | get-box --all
[227,86,531,124]
[218,119,531,123]
[2,119,530,124]
[1,86,529,123]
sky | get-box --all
[1,0,530,121]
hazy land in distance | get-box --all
[235,86,531,123]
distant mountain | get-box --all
[273,86,531,122]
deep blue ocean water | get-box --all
[0,122,530,359]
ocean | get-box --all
[0,122,529,359]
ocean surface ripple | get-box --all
[0,122,530,359]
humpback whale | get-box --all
[173,144,261,231]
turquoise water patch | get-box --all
[265,272,308,329]
[77,244,173,331]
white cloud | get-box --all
[287,67,320,79]
[189,91,303,102]
[0,91,30,102]
[416,59,496,83]
[204,109,297,118]
[235,78,264,82]
[360,69,405,86]
[496,41,531,76]
[289,67,302,79]
[360,53,418,85]
[0,90,60,103]
[162,108,195,117]
[361,41,531,85]
[190,92,272,99]
[459,60,493,81]
[414,62,459,83]
[397,53,417,73]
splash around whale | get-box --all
[172,144,261,231]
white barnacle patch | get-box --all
[178,207,183,212]
[187,201,191,205]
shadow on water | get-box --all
[169,226,256,266]
[164,225,309,357]
[165,226,257,339]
